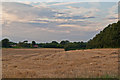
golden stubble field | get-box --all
[2,48,119,78]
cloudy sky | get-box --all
[2,2,118,42]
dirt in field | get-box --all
[2,48,119,78]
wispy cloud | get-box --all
[2,2,118,42]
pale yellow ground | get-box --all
[2,48,119,78]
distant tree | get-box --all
[38,43,45,47]
[64,43,76,51]
[2,38,10,48]
[32,41,36,47]
[60,40,70,45]
[23,40,28,43]
[17,42,24,48]
[32,41,36,45]
[52,41,58,44]
[17,41,30,48]
[64,41,86,51]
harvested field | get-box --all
[2,48,119,78]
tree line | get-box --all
[0,39,86,51]
[1,21,120,51]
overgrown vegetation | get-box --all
[87,21,120,49]
[1,21,120,51]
